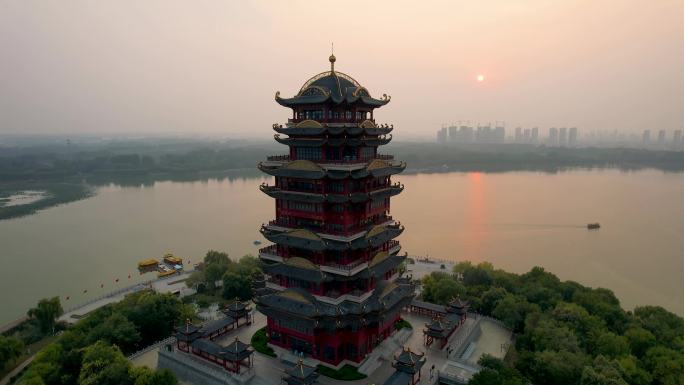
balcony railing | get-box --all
[287,118,376,125]
[265,155,395,164]
[267,215,394,236]
[258,246,370,273]
[266,275,372,300]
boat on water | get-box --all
[157,269,177,278]
[253,240,262,245]
[587,223,601,230]
[138,258,159,269]
[163,253,183,266]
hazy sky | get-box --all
[1,0,682,137]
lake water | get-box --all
[1,169,683,324]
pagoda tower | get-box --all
[255,54,415,366]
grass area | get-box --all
[250,327,276,357]
[394,317,413,330]
[316,364,367,381]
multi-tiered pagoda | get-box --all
[255,54,415,366]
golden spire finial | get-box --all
[329,42,336,72]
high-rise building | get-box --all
[674,130,682,146]
[523,128,531,143]
[657,130,666,145]
[494,124,506,143]
[568,127,578,147]
[559,127,568,146]
[515,127,522,143]
[436,126,447,143]
[642,129,651,145]
[448,125,459,142]
[548,127,559,146]
[458,125,474,143]
[256,54,414,366]
[531,127,539,143]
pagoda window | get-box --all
[370,197,386,209]
[328,181,345,193]
[304,110,323,120]
[342,146,356,161]
[296,147,321,160]
[334,111,340,119]
[345,111,352,120]
[287,201,320,213]
[328,110,333,119]
[359,147,375,160]
[326,147,342,161]
[331,204,345,213]
[328,223,344,233]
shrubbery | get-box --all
[421,262,684,385]
[14,291,193,385]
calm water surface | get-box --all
[1,170,683,323]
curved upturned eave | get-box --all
[273,125,392,136]
[258,185,403,203]
[272,135,392,148]
[258,161,405,181]
[255,280,415,324]
[261,224,404,251]
[275,92,390,108]
[257,162,327,180]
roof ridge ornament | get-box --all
[329,42,336,72]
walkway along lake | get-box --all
[1,169,683,323]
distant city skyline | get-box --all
[436,122,683,149]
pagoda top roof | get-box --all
[275,55,390,108]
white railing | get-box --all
[128,336,176,360]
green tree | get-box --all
[78,341,133,385]
[130,366,178,385]
[492,294,539,332]
[479,287,508,315]
[85,312,141,352]
[525,316,581,353]
[222,271,252,300]
[115,291,183,344]
[521,350,588,385]
[0,335,24,370]
[633,306,684,346]
[470,355,525,385]
[580,356,628,385]
[27,297,63,334]
[642,346,684,385]
[616,356,652,385]
[595,332,630,358]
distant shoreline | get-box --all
[2,140,684,220]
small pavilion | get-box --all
[223,337,254,373]
[423,298,469,348]
[200,315,236,341]
[189,337,254,374]
[175,319,203,353]
[282,359,319,385]
[383,346,426,385]
[224,299,252,328]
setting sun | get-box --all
[477,74,485,82]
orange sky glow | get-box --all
[0,0,682,136]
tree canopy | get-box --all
[422,262,684,385]
[15,291,188,385]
